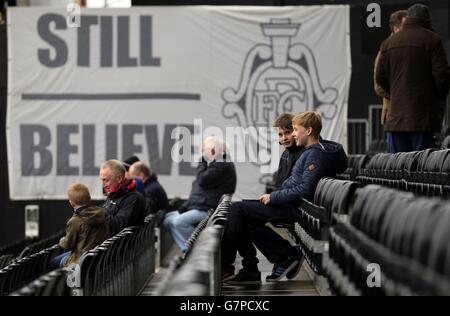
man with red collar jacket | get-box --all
[100,160,146,237]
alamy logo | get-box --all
[366,263,381,288]
[366,3,381,28]
[222,18,338,166]
[66,3,81,28]
[66,263,81,288]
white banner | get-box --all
[7,5,351,200]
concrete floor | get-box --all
[142,245,322,296]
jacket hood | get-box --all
[147,174,158,183]
[308,139,341,153]
[286,145,304,153]
[76,205,107,226]
[307,140,348,174]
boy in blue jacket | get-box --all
[222,112,347,284]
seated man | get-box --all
[129,161,169,215]
[100,160,146,236]
[52,183,109,268]
[222,111,347,284]
[163,137,236,253]
[271,113,306,191]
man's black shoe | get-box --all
[286,256,304,279]
[225,269,261,285]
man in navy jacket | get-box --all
[222,112,347,284]
[129,161,169,215]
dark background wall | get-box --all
[0,0,449,246]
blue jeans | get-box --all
[50,251,71,269]
[387,132,434,153]
[163,209,208,252]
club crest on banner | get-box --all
[222,18,338,167]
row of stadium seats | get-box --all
[0,244,62,296]
[1,195,191,296]
[184,208,215,253]
[287,177,450,295]
[292,199,329,274]
[18,230,65,259]
[153,197,185,269]
[282,178,358,275]
[0,255,14,270]
[155,195,232,296]
[367,139,388,155]
[0,238,38,257]
[337,154,369,181]
[4,170,448,296]
[327,185,450,295]
[0,230,65,270]
[353,149,450,197]
[10,269,69,296]
[443,135,450,149]
[68,214,157,296]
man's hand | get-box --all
[59,236,67,248]
[259,194,271,205]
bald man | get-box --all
[129,161,169,215]
[163,137,237,253]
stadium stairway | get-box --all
[220,251,320,296]
[142,243,321,296]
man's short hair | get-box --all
[389,10,408,31]
[292,111,322,137]
[100,160,126,177]
[407,4,431,23]
[273,113,294,131]
[131,161,151,177]
[67,182,91,206]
